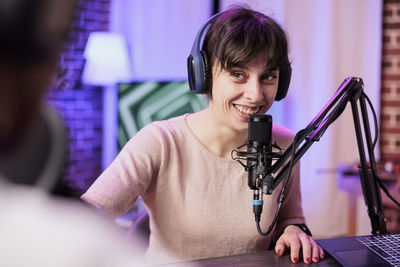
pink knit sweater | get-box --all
[81,114,305,265]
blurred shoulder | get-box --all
[0,180,145,266]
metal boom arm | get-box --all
[270,77,386,235]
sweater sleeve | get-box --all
[81,123,164,219]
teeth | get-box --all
[234,104,260,115]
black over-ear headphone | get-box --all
[187,12,292,101]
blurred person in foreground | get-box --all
[0,0,146,266]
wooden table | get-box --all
[162,250,340,267]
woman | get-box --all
[82,6,324,265]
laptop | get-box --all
[317,233,400,266]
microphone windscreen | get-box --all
[247,114,272,190]
[248,114,272,144]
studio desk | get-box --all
[162,250,340,266]
[338,163,400,235]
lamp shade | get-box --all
[82,32,133,86]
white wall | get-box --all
[110,0,213,80]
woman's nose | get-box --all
[244,80,263,103]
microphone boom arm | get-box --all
[269,77,386,235]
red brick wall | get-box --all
[380,0,400,161]
[45,0,111,196]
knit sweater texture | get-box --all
[81,114,305,265]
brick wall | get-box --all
[45,0,111,196]
[380,0,400,161]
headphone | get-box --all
[187,12,292,101]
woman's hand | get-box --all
[275,225,325,264]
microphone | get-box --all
[246,114,273,224]
[247,114,273,190]
[231,114,277,226]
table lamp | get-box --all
[82,31,133,170]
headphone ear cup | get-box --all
[187,13,221,94]
[275,64,292,101]
[187,54,198,93]
[187,50,211,94]
[201,50,212,94]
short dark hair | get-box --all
[203,5,290,74]
[0,0,75,62]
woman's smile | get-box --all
[232,104,262,115]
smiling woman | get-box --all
[81,5,323,265]
[207,52,279,133]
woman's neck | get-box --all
[187,108,247,159]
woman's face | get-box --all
[209,52,279,133]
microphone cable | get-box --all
[255,129,307,236]
[363,92,400,209]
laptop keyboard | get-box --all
[356,233,400,266]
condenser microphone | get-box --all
[247,114,272,190]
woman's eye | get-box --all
[262,73,277,81]
[232,72,245,80]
